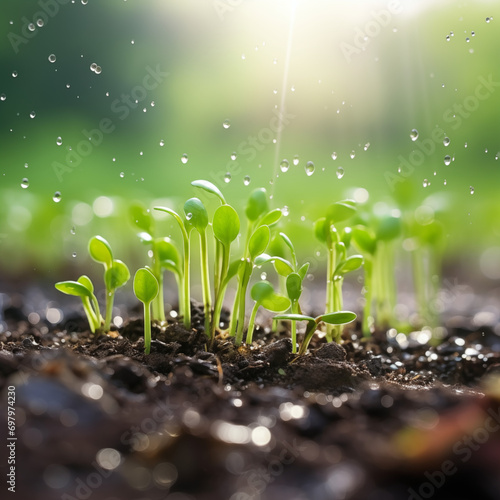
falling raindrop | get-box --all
[72,252,77,258]
[70,227,76,235]
[12,71,18,78]
[446,35,450,41]
[56,136,62,146]
[28,23,35,32]
[336,167,344,179]
[224,172,231,183]
[119,172,125,178]
[331,152,337,160]
[48,54,56,63]
[444,155,451,166]
[82,0,88,4]
[24,163,28,168]
[36,19,44,27]
[159,140,164,147]
[423,179,429,188]
[223,119,231,129]
[305,161,315,176]
[0,94,6,101]
[282,206,290,216]
[486,17,492,23]
[30,111,36,119]
[364,143,370,151]
[470,186,475,194]
[95,66,102,75]
[181,154,188,164]
[466,37,470,42]
[243,175,251,186]
[230,152,237,161]
[280,159,289,172]
[273,89,278,95]
[410,129,419,141]
[443,137,450,146]
[21,178,29,189]
[350,150,355,159]
[90,63,97,72]
[443,179,447,186]
[53,191,62,203]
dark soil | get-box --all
[2,298,500,500]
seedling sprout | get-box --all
[133,267,159,354]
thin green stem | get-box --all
[200,230,211,334]
[144,301,152,354]
[212,245,229,339]
[235,264,252,346]
[104,290,114,331]
[182,234,191,329]
[291,300,299,353]
[246,301,260,345]
[362,259,373,336]
[82,296,99,333]
[298,320,319,355]
[151,244,165,322]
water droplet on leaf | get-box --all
[186,212,193,220]
[423,179,429,188]
[0,94,6,101]
[37,19,44,27]
[12,71,18,78]
[28,23,35,32]
[90,63,97,72]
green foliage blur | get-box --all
[1,0,500,285]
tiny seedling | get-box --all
[274,311,357,355]
[246,281,290,345]
[88,235,130,331]
[55,275,102,333]
[133,267,159,354]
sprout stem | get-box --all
[246,301,260,345]
[144,301,152,354]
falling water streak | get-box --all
[270,0,297,196]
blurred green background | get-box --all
[1,0,500,288]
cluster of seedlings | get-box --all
[56,180,444,355]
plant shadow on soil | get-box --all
[2,300,500,500]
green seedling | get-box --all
[133,267,159,354]
[274,311,357,355]
[88,235,130,331]
[154,205,191,329]
[314,201,357,339]
[246,281,290,345]
[55,275,101,333]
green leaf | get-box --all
[286,273,302,301]
[258,208,282,227]
[55,280,92,298]
[88,235,113,268]
[250,281,275,302]
[335,242,346,262]
[213,205,240,246]
[279,232,295,257]
[314,218,328,244]
[297,262,310,280]
[105,260,130,291]
[261,294,291,313]
[248,225,270,260]
[133,267,159,304]
[319,311,357,325]
[130,203,154,234]
[376,215,402,241]
[184,197,209,234]
[341,227,352,248]
[78,275,94,293]
[191,179,226,205]
[156,238,181,269]
[274,258,294,277]
[254,253,272,266]
[225,259,244,284]
[246,188,268,221]
[327,201,356,224]
[351,225,376,255]
[333,255,364,277]
[274,313,315,323]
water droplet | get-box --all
[443,137,450,146]
[446,35,450,41]
[260,272,267,280]
[305,161,315,176]
[224,172,231,183]
[185,212,193,220]
[423,179,429,188]
[350,150,355,159]
[12,71,18,78]
[443,179,447,186]
[223,119,230,129]
[95,66,102,75]
[471,31,475,37]
[21,178,29,189]
[470,186,475,194]
[364,142,370,151]
[280,159,289,172]
[90,63,97,72]
[82,0,88,4]
[150,101,155,107]
[70,227,76,235]
[331,152,337,160]
[159,140,164,147]
[243,175,251,186]
[48,54,56,63]
[485,148,489,154]
[36,18,44,27]
[131,40,135,44]
[241,53,246,60]
[450,31,455,37]
[53,191,62,203]
[230,152,237,161]
[273,89,278,95]
[444,155,451,166]
[30,111,36,119]
[466,37,470,42]
[464,142,468,148]
[24,162,28,168]
[28,23,35,32]
[293,155,299,166]
[486,17,492,23]
[56,136,62,146]
[410,129,419,141]
[496,153,499,160]
[181,154,188,164]
[282,205,289,216]
[291,85,295,92]
[336,167,344,179]
[0,94,6,101]
[72,252,77,258]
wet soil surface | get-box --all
[2,298,500,500]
